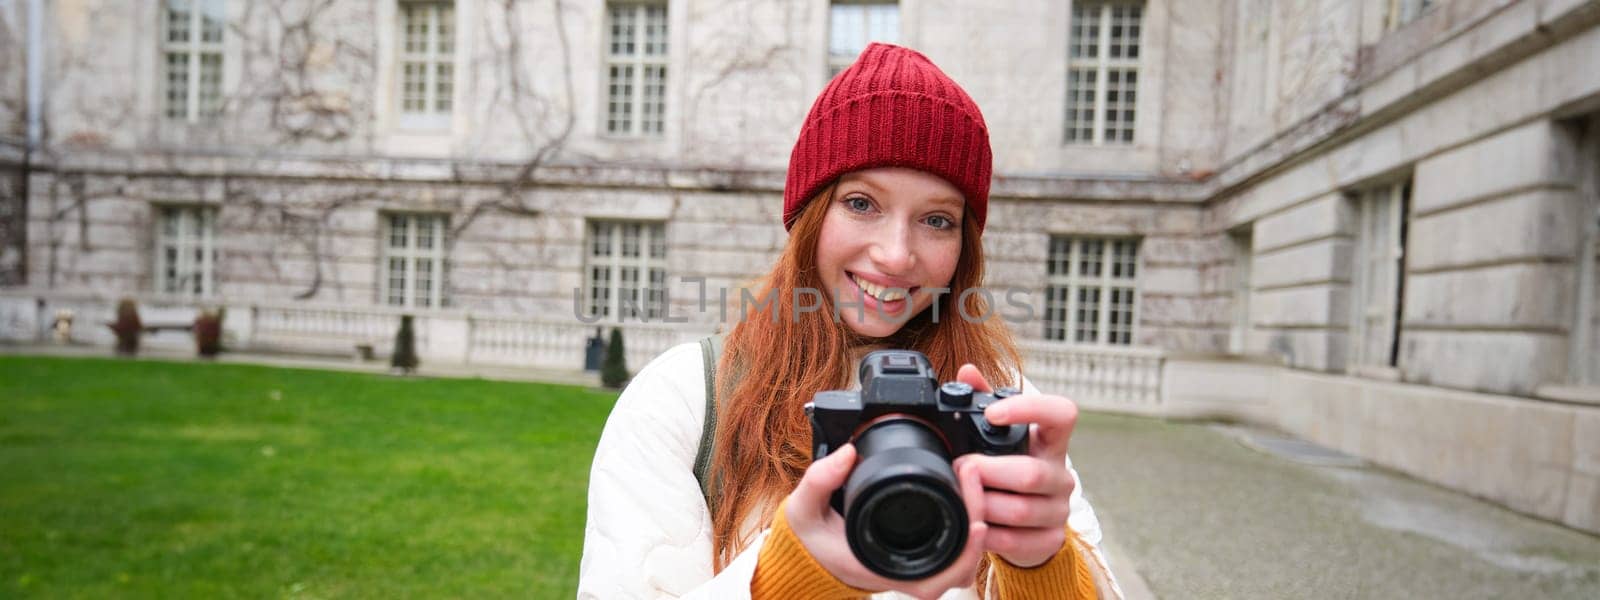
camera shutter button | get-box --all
[981,418,1012,437]
[984,387,1021,437]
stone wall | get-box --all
[30,0,1231,178]
[1244,192,1355,371]
[1162,355,1600,536]
[1213,3,1600,395]
[1403,120,1588,394]
[16,167,790,332]
[0,0,24,140]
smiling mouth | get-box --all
[847,271,918,303]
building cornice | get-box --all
[1205,0,1600,203]
[28,147,1209,204]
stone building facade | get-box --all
[2,0,1597,533]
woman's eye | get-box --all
[926,215,955,230]
[845,197,873,213]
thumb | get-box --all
[792,444,857,520]
[956,364,993,394]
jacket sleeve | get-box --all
[578,342,768,599]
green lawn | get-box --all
[0,356,618,598]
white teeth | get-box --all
[851,273,909,302]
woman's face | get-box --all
[815,167,965,339]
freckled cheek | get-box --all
[919,240,962,285]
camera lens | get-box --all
[868,486,940,552]
[843,418,967,580]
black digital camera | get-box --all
[805,350,1029,580]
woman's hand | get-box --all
[784,443,991,599]
[952,364,1078,568]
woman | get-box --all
[579,43,1120,599]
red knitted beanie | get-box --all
[783,43,993,233]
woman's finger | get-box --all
[789,444,856,522]
[984,394,1078,457]
[978,489,1072,530]
[962,453,1075,497]
[958,456,986,527]
[956,363,993,394]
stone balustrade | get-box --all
[1018,340,1166,414]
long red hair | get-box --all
[708,184,1022,569]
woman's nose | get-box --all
[868,226,916,274]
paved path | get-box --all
[1071,413,1600,599]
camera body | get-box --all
[805,349,1029,580]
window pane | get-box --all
[648,268,666,318]
[390,215,409,248]
[1103,68,1137,144]
[198,53,223,117]
[166,1,192,43]
[644,4,668,56]
[1044,285,1068,341]
[437,4,455,55]
[1047,236,1070,275]
[609,4,637,56]
[1044,236,1140,346]
[1064,68,1098,143]
[586,220,666,322]
[164,247,180,293]
[830,3,898,61]
[1066,2,1140,146]
[642,65,666,135]
[648,224,666,258]
[435,63,454,112]
[1078,239,1104,277]
[1112,239,1138,279]
[161,207,180,237]
[829,5,863,58]
[388,257,407,306]
[621,223,641,258]
[417,217,434,249]
[404,4,427,53]
[866,4,899,45]
[607,65,634,133]
[1075,287,1101,343]
[590,266,611,317]
[192,247,206,294]
[1109,287,1135,345]
[415,258,433,307]
[620,266,640,318]
[165,53,190,119]
[592,222,613,257]
[402,63,425,112]
[200,0,225,43]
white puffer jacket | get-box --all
[578,342,1123,599]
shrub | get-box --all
[193,307,225,358]
[600,327,629,389]
[109,298,142,356]
[392,314,419,374]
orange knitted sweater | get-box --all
[752,502,1099,599]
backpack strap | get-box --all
[693,333,724,504]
